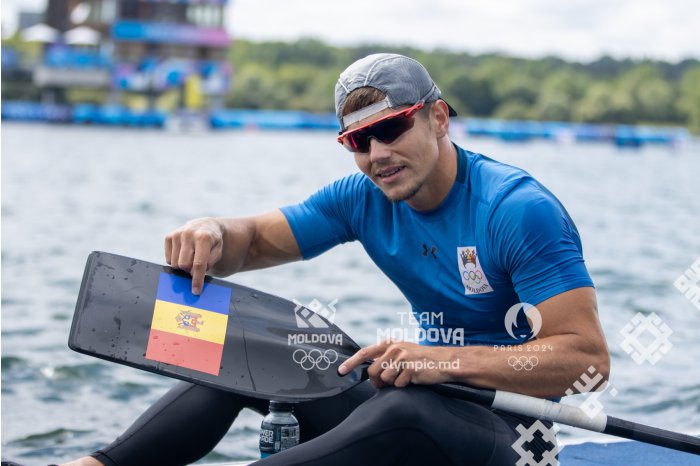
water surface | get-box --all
[2,123,699,463]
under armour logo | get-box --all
[422,244,437,259]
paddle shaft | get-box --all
[427,382,700,455]
[604,416,700,455]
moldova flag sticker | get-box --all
[145,273,231,376]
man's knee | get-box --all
[364,387,436,426]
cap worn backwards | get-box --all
[335,53,457,130]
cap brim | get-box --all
[445,100,458,117]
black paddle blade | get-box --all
[69,251,366,401]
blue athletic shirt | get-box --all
[280,144,594,347]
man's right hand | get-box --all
[165,217,224,295]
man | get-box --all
[61,53,609,466]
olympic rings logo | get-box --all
[292,349,338,371]
[507,356,539,371]
[462,270,483,284]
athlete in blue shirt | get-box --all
[59,54,609,466]
[281,146,594,348]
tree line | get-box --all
[3,35,699,132]
[226,38,700,133]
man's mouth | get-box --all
[376,166,405,178]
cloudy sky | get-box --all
[2,0,698,62]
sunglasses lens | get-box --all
[373,116,415,144]
[344,129,371,153]
[341,113,415,153]
[340,131,366,152]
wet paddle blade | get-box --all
[69,251,365,401]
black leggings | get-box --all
[93,381,554,466]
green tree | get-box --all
[574,82,635,123]
[286,68,338,112]
[225,63,290,109]
[617,65,676,123]
[531,92,573,121]
[541,69,589,101]
[494,99,532,120]
[677,66,700,133]
[4,33,698,131]
[444,73,497,117]
[636,78,676,123]
[530,69,589,121]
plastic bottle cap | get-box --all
[269,400,295,412]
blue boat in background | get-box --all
[2,101,167,127]
[463,118,689,147]
[210,109,337,131]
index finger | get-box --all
[190,241,212,295]
[164,234,173,265]
[338,341,391,375]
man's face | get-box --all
[350,105,440,203]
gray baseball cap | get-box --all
[335,53,457,130]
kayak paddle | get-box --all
[69,252,699,455]
[69,251,367,401]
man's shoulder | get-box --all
[459,146,534,206]
[324,172,383,201]
[457,146,566,227]
[327,171,369,190]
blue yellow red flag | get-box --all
[145,273,231,375]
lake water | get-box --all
[2,123,699,464]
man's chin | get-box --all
[382,183,422,203]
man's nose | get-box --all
[368,138,392,163]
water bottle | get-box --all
[259,400,300,458]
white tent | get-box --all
[20,23,59,43]
[64,26,101,45]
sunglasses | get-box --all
[337,102,425,153]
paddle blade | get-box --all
[69,251,365,401]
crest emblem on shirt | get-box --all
[457,247,494,295]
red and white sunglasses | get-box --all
[337,102,425,153]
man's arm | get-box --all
[340,287,610,398]
[164,210,301,294]
[449,286,609,397]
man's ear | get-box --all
[430,100,451,138]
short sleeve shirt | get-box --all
[280,145,593,346]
